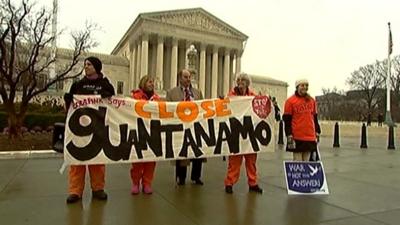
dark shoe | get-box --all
[225,185,233,194]
[177,179,185,186]
[249,185,263,194]
[192,179,204,185]
[66,194,81,204]
[92,190,108,200]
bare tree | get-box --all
[0,0,97,138]
[346,61,386,116]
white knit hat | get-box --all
[295,79,309,87]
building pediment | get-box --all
[141,8,248,40]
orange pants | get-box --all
[130,162,156,187]
[224,154,258,186]
[68,164,105,196]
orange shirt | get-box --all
[227,87,256,97]
[131,89,160,101]
[284,94,317,141]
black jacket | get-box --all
[64,75,115,109]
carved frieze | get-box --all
[148,11,241,38]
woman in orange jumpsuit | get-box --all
[130,75,159,194]
[224,72,263,194]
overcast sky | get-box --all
[34,0,400,96]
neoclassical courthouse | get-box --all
[52,8,288,107]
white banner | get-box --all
[64,95,276,165]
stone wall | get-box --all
[250,74,288,110]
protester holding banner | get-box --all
[282,79,321,161]
[224,72,264,194]
[63,56,115,203]
[130,75,159,194]
[271,97,281,121]
[166,69,205,186]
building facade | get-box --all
[111,8,248,99]
[7,8,288,110]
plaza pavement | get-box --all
[0,134,399,225]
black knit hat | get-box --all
[85,56,102,74]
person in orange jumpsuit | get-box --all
[224,72,263,194]
[64,56,115,203]
[283,79,321,161]
[130,75,159,194]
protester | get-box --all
[64,56,115,203]
[130,75,159,194]
[224,72,276,194]
[166,69,205,185]
[282,79,321,161]
[271,96,281,121]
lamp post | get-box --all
[385,22,395,126]
[186,44,198,88]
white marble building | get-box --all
[99,8,287,107]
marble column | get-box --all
[229,56,234,89]
[140,34,149,77]
[218,54,223,96]
[205,52,212,98]
[164,44,171,90]
[136,43,141,87]
[150,43,157,76]
[178,45,184,71]
[223,49,230,95]
[156,36,164,90]
[199,43,206,95]
[129,42,136,92]
[211,46,218,98]
[170,38,178,88]
[235,50,242,73]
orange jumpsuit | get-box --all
[69,165,105,196]
[224,88,259,187]
[130,89,159,188]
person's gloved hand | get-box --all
[274,110,281,121]
[63,93,73,108]
[273,104,281,121]
[64,93,73,103]
[287,135,296,149]
[316,133,320,143]
[63,93,73,112]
